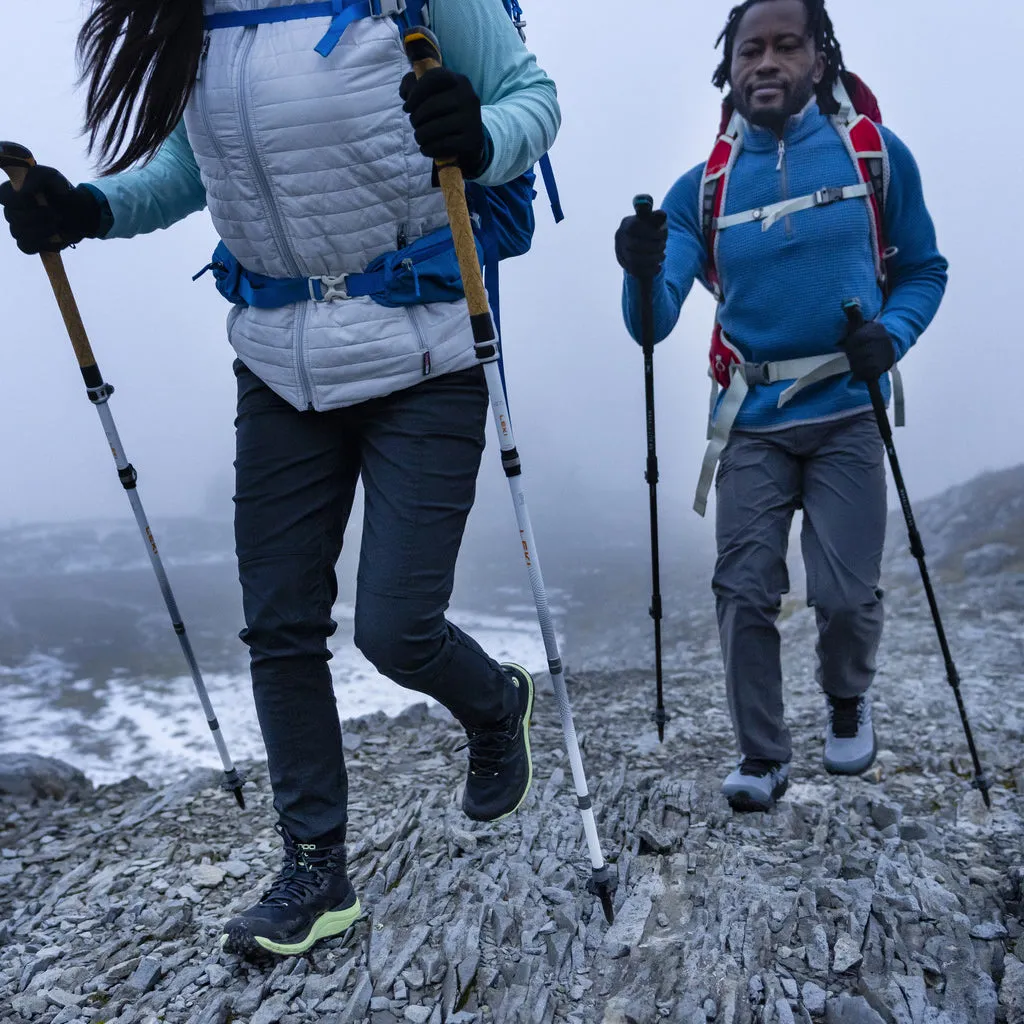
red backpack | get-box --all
[700,72,892,392]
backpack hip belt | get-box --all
[694,339,905,517]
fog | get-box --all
[1,0,1019,576]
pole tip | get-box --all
[973,774,993,810]
[221,768,248,809]
[654,710,668,744]
[587,865,618,925]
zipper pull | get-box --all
[422,351,431,376]
[776,139,785,172]
[197,33,211,81]
[397,224,408,250]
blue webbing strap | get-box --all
[538,154,564,223]
[205,0,385,56]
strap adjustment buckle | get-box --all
[369,0,405,16]
[743,361,772,386]
[813,186,846,207]
[311,274,351,301]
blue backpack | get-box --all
[197,0,562,336]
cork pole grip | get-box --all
[0,142,99,371]
[402,31,492,322]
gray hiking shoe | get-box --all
[824,695,877,775]
[721,758,790,812]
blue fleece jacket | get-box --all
[622,103,948,431]
[86,0,559,239]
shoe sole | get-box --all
[464,663,534,823]
[726,777,789,814]
[824,732,879,777]
[220,897,361,957]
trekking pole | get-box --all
[632,195,668,743]
[0,141,247,810]
[403,28,617,924]
[843,299,991,808]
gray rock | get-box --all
[251,994,290,1024]
[0,754,93,801]
[969,866,1004,887]
[971,921,1009,941]
[127,956,162,994]
[635,819,675,855]
[234,978,269,1016]
[870,802,902,831]
[963,543,1017,576]
[404,1006,433,1023]
[999,955,1024,1024]
[205,964,232,989]
[601,872,664,957]
[219,859,250,878]
[344,971,374,1021]
[803,983,827,1016]
[193,994,232,1024]
[825,995,886,1024]
[833,934,863,974]
[191,863,226,888]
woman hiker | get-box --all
[1,0,559,956]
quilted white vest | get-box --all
[183,0,478,411]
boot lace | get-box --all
[828,696,865,739]
[456,714,520,778]
[258,824,346,908]
[739,758,781,778]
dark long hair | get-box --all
[78,0,204,175]
[712,0,846,115]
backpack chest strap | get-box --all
[715,182,873,233]
[203,0,422,56]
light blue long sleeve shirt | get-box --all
[88,0,559,239]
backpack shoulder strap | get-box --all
[700,112,742,301]
[832,111,891,289]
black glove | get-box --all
[400,68,490,179]
[844,320,896,382]
[615,210,668,279]
[0,165,103,254]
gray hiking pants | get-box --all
[712,411,886,764]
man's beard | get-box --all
[734,68,819,132]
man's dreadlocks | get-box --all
[712,0,846,114]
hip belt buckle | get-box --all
[311,274,351,302]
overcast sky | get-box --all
[1,1,1020,551]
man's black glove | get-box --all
[0,165,104,254]
[845,320,896,382]
[400,68,491,179]
[615,210,668,279]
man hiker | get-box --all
[614,0,947,812]
[2,0,558,954]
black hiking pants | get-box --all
[233,360,516,841]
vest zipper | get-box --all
[196,35,226,160]
[408,305,432,376]
[237,25,313,408]
[776,138,793,239]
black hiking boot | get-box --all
[461,663,534,822]
[220,824,360,957]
